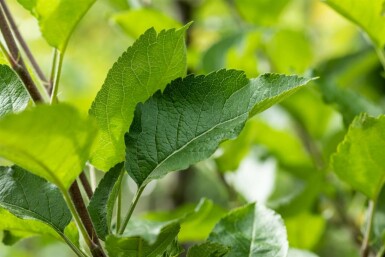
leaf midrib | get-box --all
[141,109,249,185]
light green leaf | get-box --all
[0,65,29,118]
[88,162,124,240]
[106,221,180,257]
[0,104,98,189]
[208,203,288,257]
[0,166,71,235]
[332,113,385,200]
[324,0,385,47]
[187,242,229,257]
[144,198,226,242]
[89,25,188,171]
[125,70,313,187]
[112,9,181,39]
[17,0,96,51]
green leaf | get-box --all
[17,0,96,51]
[125,70,313,187]
[0,104,98,189]
[332,113,385,200]
[89,25,189,171]
[324,0,385,47]
[112,9,181,39]
[144,198,226,242]
[106,221,180,257]
[0,65,29,118]
[208,203,288,257]
[187,242,229,257]
[88,162,124,240]
[0,166,71,234]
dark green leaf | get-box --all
[88,162,124,240]
[208,203,288,257]
[125,70,313,187]
[0,104,98,190]
[0,166,71,234]
[90,25,189,171]
[106,221,180,257]
[332,113,385,200]
[0,65,29,118]
[187,242,229,257]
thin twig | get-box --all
[69,181,106,257]
[0,4,43,102]
[118,186,145,235]
[361,200,376,257]
[0,0,50,90]
[50,50,64,103]
[48,48,59,95]
[79,171,94,200]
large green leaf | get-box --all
[208,203,288,257]
[0,104,98,189]
[125,70,313,187]
[324,0,385,48]
[89,25,188,171]
[0,166,71,234]
[187,242,229,257]
[332,113,385,200]
[112,9,181,39]
[88,162,124,240]
[17,0,96,51]
[0,65,29,118]
[105,221,180,257]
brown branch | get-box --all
[79,171,94,199]
[0,4,43,102]
[69,181,106,257]
[0,0,50,91]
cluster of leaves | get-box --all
[1,0,385,257]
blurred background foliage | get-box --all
[1,0,385,256]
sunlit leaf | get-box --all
[89,25,188,171]
[332,113,385,200]
[325,0,385,47]
[0,104,98,189]
[17,0,96,51]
